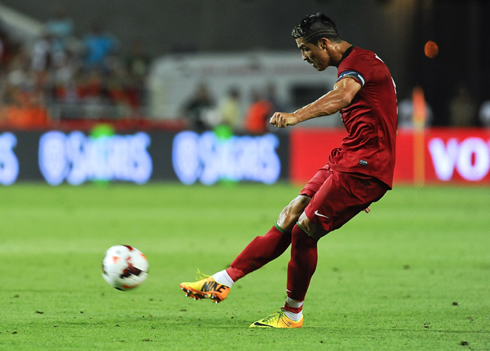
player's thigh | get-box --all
[303,171,387,238]
[300,164,331,198]
[277,165,330,232]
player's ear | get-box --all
[318,38,329,50]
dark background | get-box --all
[1,0,489,126]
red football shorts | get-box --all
[300,165,389,237]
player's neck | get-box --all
[330,41,353,66]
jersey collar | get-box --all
[338,45,355,66]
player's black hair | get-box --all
[291,13,342,44]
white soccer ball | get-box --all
[102,245,149,291]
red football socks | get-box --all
[225,223,318,303]
[226,225,291,281]
[286,224,318,301]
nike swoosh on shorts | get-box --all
[314,210,329,219]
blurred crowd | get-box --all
[398,83,490,129]
[181,83,287,134]
[0,7,150,128]
[183,82,490,134]
[1,6,490,131]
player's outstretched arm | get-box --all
[270,77,361,128]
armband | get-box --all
[336,70,365,87]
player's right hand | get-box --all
[270,112,297,128]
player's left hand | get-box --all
[364,206,371,213]
[270,112,298,128]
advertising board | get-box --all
[290,128,490,185]
[0,130,289,185]
[2,128,488,186]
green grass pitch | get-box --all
[1,183,489,350]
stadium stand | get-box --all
[0,4,176,131]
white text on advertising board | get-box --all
[39,131,153,185]
[172,131,281,185]
[0,132,19,185]
[428,137,490,181]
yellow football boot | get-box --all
[250,310,303,328]
[180,270,230,304]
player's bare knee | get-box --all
[292,195,311,212]
[297,213,325,240]
[276,205,295,232]
[276,195,311,232]
[287,195,310,220]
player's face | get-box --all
[295,38,330,71]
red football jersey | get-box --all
[328,46,398,188]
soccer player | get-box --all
[180,12,398,328]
